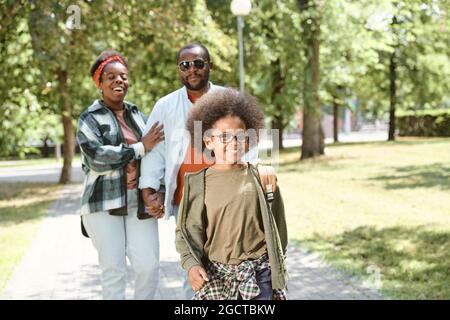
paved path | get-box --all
[1,183,383,300]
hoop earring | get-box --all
[99,89,103,97]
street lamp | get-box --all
[231,0,251,93]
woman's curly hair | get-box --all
[186,87,265,151]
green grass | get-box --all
[272,137,450,299]
[0,183,61,292]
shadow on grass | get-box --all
[0,200,54,226]
[369,163,450,190]
[0,182,59,226]
[300,225,450,299]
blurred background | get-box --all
[0,0,449,300]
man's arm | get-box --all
[139,100,167,216]
[139,100,166,192]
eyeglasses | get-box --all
[178,59,208,72]
[211,132,249,144]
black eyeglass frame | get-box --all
[210,132,249,144]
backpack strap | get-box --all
[257,164,277,203]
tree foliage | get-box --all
[0,0,448,165]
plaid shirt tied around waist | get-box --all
[193,253,287,300]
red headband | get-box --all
[92,55,126,88]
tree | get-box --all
[357,0,450,140]
[21,0,235,183]
[2,0,448,168]
[246,1,303,150]
[27,0,95,183]
[298,0,324,159]
[319,0,378,143]
[207,0,303,150]
[0,1,52,158]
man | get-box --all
[140,42,219,218]
[139,42,220,299]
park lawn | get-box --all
[0,183,61,293]
[273,137,450,299]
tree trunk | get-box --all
[299,0,324,159]
[271,117,284,150]
[41,135,50,158]
[302,113,324,158]
[388,49,397,141]
[388,16,398,141]
[57,69,75,184]
[271,58,285,150]
[333,99,339,143]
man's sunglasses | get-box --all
[178,59,208,72]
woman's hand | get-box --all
[188,265,209,291]
[142,189,165,218]
[142,122,164,152]
[146,192,165,219]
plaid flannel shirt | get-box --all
[193,253,287,300]
[76,99,148,215]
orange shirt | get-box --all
[187,90,203,102]
[173,145,211,205]
[173,91,211,205]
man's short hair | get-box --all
[176,42,211,62]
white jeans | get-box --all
[82,189,159,300]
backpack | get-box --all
[257,165,277,204]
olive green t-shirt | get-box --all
[204,165,267,265]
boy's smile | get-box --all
[205,116,248,169]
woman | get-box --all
[76,49,164,300]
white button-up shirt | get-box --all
[138,84,218,216]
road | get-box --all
[0,162,84,183]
